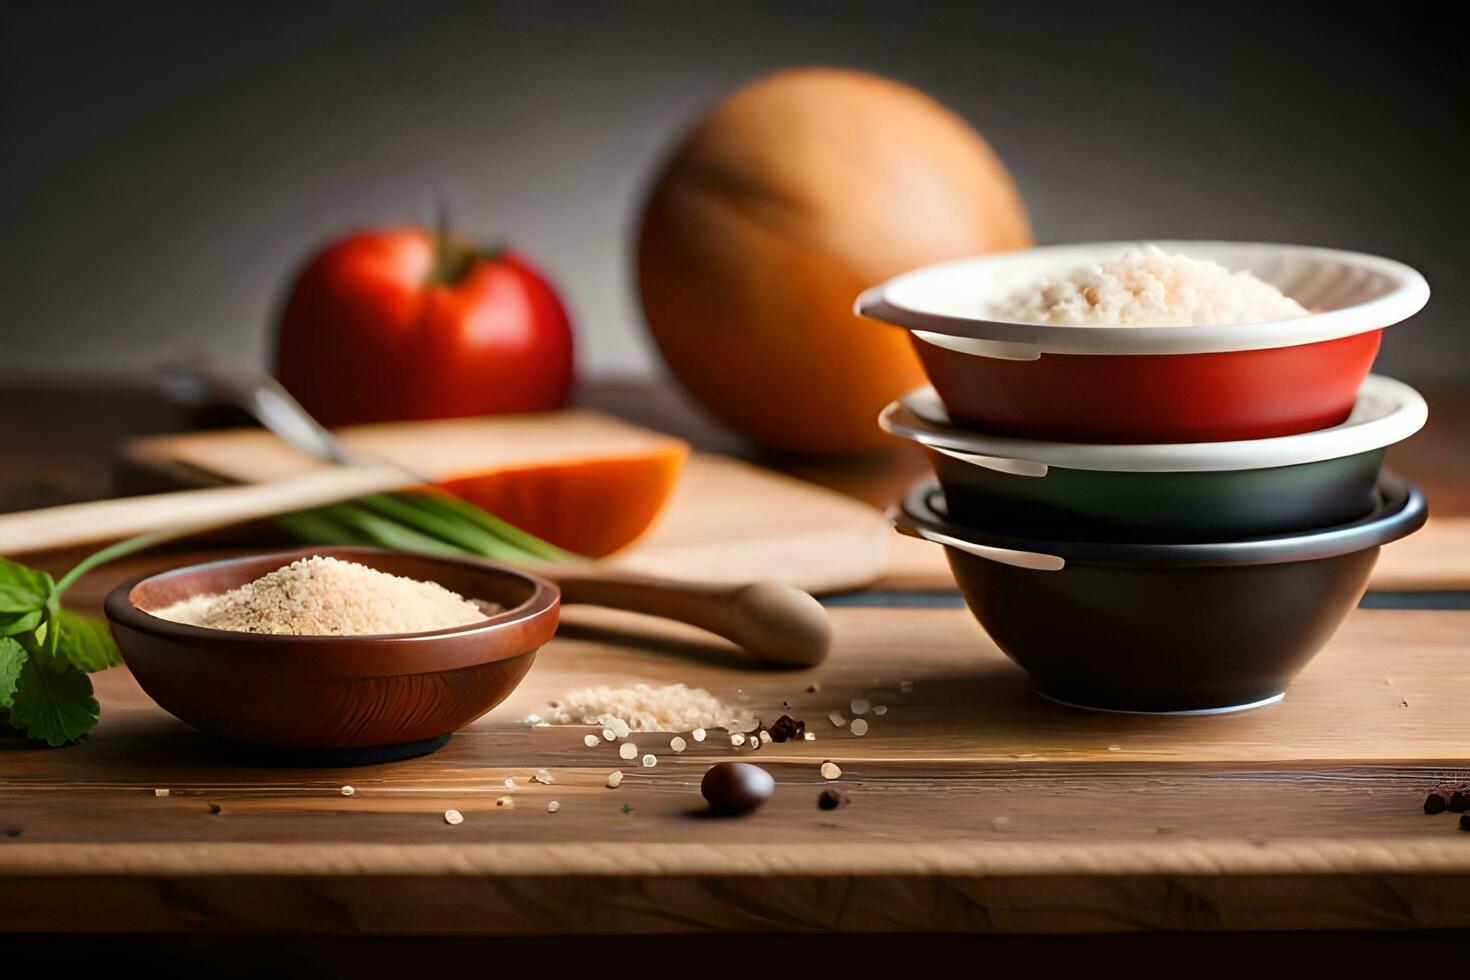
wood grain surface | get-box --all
[117,408,688,488]
[4,380,1470,938]
[4,596,1468,935]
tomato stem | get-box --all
[427,195,484,287]
[430,194,453,286]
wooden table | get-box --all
[3,380,1470,955]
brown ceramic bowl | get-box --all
[105,547,560,762]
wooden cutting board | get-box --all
[115,412,891,595]
[5,592,1469,935]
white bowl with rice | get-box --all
[855,241,1429,443]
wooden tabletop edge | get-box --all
[4,839,1470,878]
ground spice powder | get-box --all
[149,555,490,635]
[542,683,754,733]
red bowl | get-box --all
[859,241,1428,444]
[912,330,1381,442]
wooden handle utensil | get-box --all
[548,569,831,668]
[0,476,831,668]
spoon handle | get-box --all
[546,569,831,668]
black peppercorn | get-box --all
[817,787,849,811]
[768,714,805,743]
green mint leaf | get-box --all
[54,609,121,672]
[0,637,25,708]
[6,657,98,746]
[0,608,43,637]
[0,582,46,612]
[0,559,54,637]
[0,558,53,595]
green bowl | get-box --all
[881,375,1426,541]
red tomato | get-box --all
[275,228,575,426]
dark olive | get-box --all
[701,762,774,815]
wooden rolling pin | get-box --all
[0,468,830,669]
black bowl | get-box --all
[892,475,1426,714]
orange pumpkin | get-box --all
[637,67,1032,454]
[436,448,687,558]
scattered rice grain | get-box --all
[850,698,871,715]
[547,801,560,813]
[641,754,657,768]
[850,718,869,737]
[619,743,638,760]
[533,769,554,785]
[340,786,355,797]
[820,762,842,780]
[583,734,600,748]
[444,809,464,825]
[670,736,687,752]
[606,771,623,788]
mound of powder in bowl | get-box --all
[990,245,1309,327]
[149,555,494,635]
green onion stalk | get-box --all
[275,489,579,563]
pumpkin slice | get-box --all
[118,410,691,557]
[437,450,687,557]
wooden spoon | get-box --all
[165,360,834,666]
[0,477,831,668]
[0,365,832,668]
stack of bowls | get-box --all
[858,241,1430,714]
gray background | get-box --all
[3,1,1465,385]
